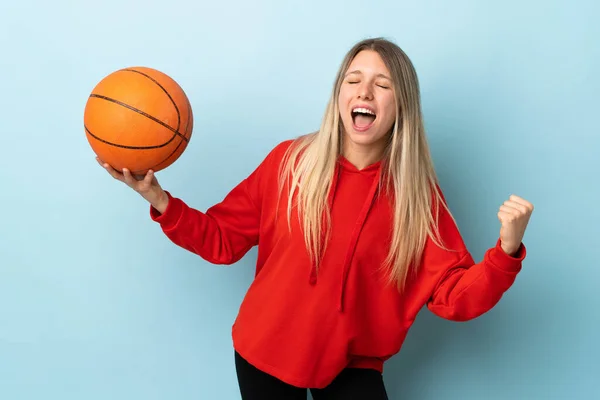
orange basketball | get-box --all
[84,67,193,174]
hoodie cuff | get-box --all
[485,238,526,273]
[149,191,184,230]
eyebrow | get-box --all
[345,70,392,81]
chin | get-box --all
[347,134,378,146]
[343,125,385,146]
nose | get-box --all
[357,82,374,100]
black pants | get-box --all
[235,351,389,400]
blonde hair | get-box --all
[278,37,453,291]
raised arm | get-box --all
[424,191,533,321]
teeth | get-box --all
[352,107,375,115]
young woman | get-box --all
[98,37,534,399]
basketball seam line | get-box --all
[122,68,181,131]
[149,100,193,169]
[88,94,188,143]
[85,125,177,149]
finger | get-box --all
[503,200,529,214]
[499,205,516,213]
[97,158,115,172]
[101,162,125,181]
[143,170,155,185]
[498,210,508,223]
[122,168,136,186]
[96,157,112,170]
[498,212,516,226]
[509,195,534,211]
[498,207,518,221]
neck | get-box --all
[341,140,385,170]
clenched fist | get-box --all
[498,195,534,256]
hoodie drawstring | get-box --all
[307,160,381,313]
[338,167,381,312]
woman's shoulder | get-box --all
[269,138,296,158]
[262,133,314,167]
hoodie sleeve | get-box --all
[149,141,289,265]
[425,190,526,322]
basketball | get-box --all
[84,67,193,175]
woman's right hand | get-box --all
[96,157,169,214]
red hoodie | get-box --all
[150,139,525,388]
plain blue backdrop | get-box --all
[1,0,598,399]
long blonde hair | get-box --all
[278,37,453,291]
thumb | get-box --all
[138,169,157,192]
[143,170,155,185]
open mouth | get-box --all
[351,107,377,131]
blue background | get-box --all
[1,0,598,399]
